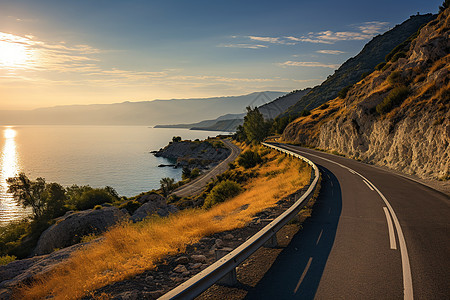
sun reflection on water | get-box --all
[0,127,27,225]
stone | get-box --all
[173,265,187,273]
[131,198,178,222]
[190,263,202,269]
[223,234,234,240]
[182,271,191,277]
[215,239,224,248]
[33,207,127,256]
[148,290,164,298]
[190,255,207,264]
[174,256,189,264]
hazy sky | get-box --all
[0,0,443,110]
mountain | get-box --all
[0,92,285,126]
[155,88,311,131]
[282,8,449,180]
[283,13,436,116]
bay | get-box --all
[0,125,223,225]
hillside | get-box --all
[284,13,436,116]
[283,8,449,180]
[0,92,285,126]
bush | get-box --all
[319,103,329,110]
[203,180,242,208]
[387,71,402,86]
[376,86,409,115]
[375,62,386,71]
[75,189,116,211]
[338,85,352,99]
[299,109,311,117]
[238,150,262,169]
[0,220,30,256]
[190,168,201,179]
[119,200,141,214]
[172,136,182,143]
[391,51,407,62]
[0,255,16,266]
[360,71,371,80]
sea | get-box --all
[0,125,224,225]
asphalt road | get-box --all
[245,144,449,300]
[172,139,241,197]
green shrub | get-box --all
[203,180,242,208]
[0,255,16,266]
[299,109,311,117]
[190,168,201,179]
[75,189,115,211]
[0,220,30,256]
[381,63,391,71]
[237,150,262,169]
[338,85,352,99]
[376,86,409,115]
[375,62,386,71]
[360,71,371,80]
[319,103,329,110]
[387,71,402,86]
[119,200,141,214]
[391,51,407,62]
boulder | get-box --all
[33,207,127,256]
[131,197,178,222]
[136,193,165,204]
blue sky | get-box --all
[0,0,443,109]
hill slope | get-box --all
[284,13,436,116]
[0,92,285,126]
[283,9,449,180]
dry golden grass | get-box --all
[15,146,310,300]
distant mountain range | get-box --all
[155,88,311,132]
[0,91,285,126]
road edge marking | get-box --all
[383,207,397,250]
[285,146,414,300]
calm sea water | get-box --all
[0,125,223,225]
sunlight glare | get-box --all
[4,128,17,139]
[0,40,30,69]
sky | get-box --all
[0,0,443,110]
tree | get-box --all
[160,177,175,197]
[42,182,67,219]
[243,106,271,143]
[7,173,46,220]
[172,136,182,143]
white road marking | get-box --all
[294,257,313,294]
[383,207,397,250]
[316,229,323,245]
[363,179,374,191]
[283,145,414,300]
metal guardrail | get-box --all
[159,142,320,299]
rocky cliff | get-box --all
[283,8,449,181]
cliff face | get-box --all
[283,9,449,180]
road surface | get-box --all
[172,139,241,197]
[245,144,449,299]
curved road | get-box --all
[246,144,449,299]
[172,139,241,197]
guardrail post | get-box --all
[215,248,237,286]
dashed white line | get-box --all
[383,207,397,250]
[294,257,313,294]
[316,229,323,245]
[283,145,414,300]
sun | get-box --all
[0,40,30,69]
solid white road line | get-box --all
[383,207,397,250]
[283,145,414,300]
[363,179,375,191]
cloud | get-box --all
[286,21,390,44]
[248,36,280,43]
[279,61,340,69]
[316,50,346,55]
[218,43,268,49]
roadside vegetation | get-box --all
[15,142,311,299]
